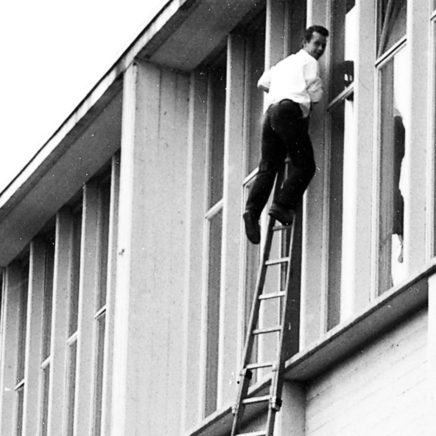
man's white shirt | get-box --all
[257,49,323,118]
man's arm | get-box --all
[303,61,323,102]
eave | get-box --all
[0,0,262,267]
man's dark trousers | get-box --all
[246,99,316,219]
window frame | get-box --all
[202,62,227,418]
[373,22,408,294]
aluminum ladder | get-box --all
[231,165,297,436]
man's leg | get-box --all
[244,108,285,243]
[246,108,285,217]
[270,102,316,211]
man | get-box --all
[243,25,329,244]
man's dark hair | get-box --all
[303,25,329,43]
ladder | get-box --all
[231,166,297,436]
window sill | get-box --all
[186,257,436,436]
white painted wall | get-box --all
[306,310,430,436]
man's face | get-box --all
[303,32,327,60]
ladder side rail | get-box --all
[238,164,286,371]
[269,219,297,415]
[231,368,253,436]
[232,218,277,436]
[263,220,297,436]
[232,164,288,436]
[238,216,275,374]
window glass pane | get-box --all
[93,180,111,435]
[42,238,55,360]
[93,315,106,436]
[204,209,222,416]
[246,15,265,174]
[69,209,82,336]
[378,47,408,292]
[209,65,226,208]
[16,262,29,384]
[243,180,260,334]
[378,0,407,56]
[331,0,357,98]
[327,0,356,330]
[328,102,348,329]
[15,260,28,436]
[41,365,50,436]
[66,341,77,436]
[16,385,24,436]
[97,182,111,310]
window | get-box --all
[92,179,111,436]
[377,0,407,58]
[327,0,357,329]
[203,54,226,417]
[242,10,265,345]
[40,235,55,436]
[65,205,82,436]
[376,0,408,292]
[15,257,29,436]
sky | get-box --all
[0,0,166,192]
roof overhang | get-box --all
[139,0,264,70]
[0,0,263,267]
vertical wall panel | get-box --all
[218,33,247,408]
[0,264,22,435]
[180,70,209,432]
[428,274,436,430]
[112,60,190,435]
[275,382,305,436]
[341,0,376,317]
[300,0,330,348]
[403,0,430,273]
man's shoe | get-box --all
[269,203,294,226]
[243,211,260,244]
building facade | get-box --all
[1,0,436,435]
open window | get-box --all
[326,0,357,329]
[376,0,408,292]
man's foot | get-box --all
[243,211,260,244]
[269,203,295,226]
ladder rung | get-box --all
[272,224,293,231]
[242,395,270,405]
[259,291,285,300]
[253,326,281,335]
[236,432,266,436]
[246,361,274,370]
[265,257,290,266]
